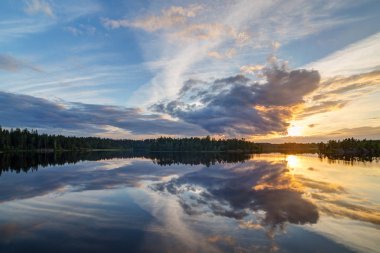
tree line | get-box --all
[318,138,380,158]
[1,127,379,157]
[0,127,260,152]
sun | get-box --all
[287,125,302,136]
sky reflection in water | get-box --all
[0,153,379,253]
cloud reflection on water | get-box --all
[153,160,319,235]
[0,153,379,252]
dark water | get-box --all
[0,152,379,253]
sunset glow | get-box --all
[287,125,303,137]
[0,0,379,141]
[1,2,380,252]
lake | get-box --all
[0,152,379,253]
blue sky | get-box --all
[0,0,379,141]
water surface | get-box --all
[0,152,379,253]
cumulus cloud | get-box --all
[153,65,320,136]
[24,0,54,17]
[0,54,41,72]
[0,91,207,137]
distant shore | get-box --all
[0,127,379,158]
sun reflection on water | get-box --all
[286,155,301,169]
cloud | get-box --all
[240,64,265,75]
[172,23,239,42]
[325,126,380,138]
[0,157,201,203]
[0,91,207,137]
[102,4,203,31]
[271,41,281,50]
[296,70,380,118]
[257,126,380,143]
[24,0,54,17]
[0,54,41,72]
[0,19,51,44]
[153,160,319,230]
[312,70,380,101]
[65,24,96,36]
[298,100,347,118]
[305,32,380,77]
[153,64,320,136]
[103,5,244,44]
[207,48,236,60]
[103,3,258,108]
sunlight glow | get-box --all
[287,125,302,136]
[286,155,300,168]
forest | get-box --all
[1,127,379,158]
[0,127,260,152]
[318,138,380,158]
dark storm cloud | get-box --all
[153,67,320,136]
[0,54,41,72]
[0,91,206,136]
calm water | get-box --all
[0,152,379,253]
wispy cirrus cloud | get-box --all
[0,54,42,72]
[109,0,361,108]
[295,70,380,119]
[102,4,203,31]
[24,0,54,18]
[207,48,236,60]
[64,24,96,36]
[311,70,380,101]
[298,100,348,119]
[305,32,380,77]
[0,19,51,44]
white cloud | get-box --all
[240,64,265,74]
[24,0,54,17]
[123,0,361,108]
[305,32,380,77]
[208,48,236,60]
[103,4,203,31]
[0,19,51,44]
[271,41,281,50]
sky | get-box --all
[0,0,379,142]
